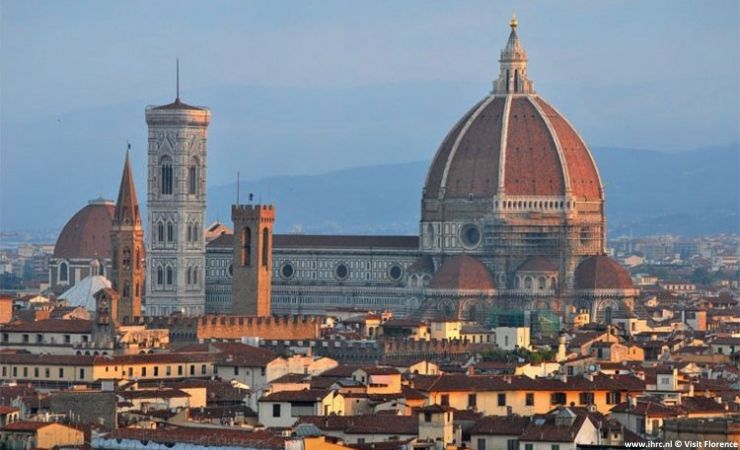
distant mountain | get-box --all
[207,145,739,237]
[594,145,739,236]
[208,161,427,235]
[2,80,736,240]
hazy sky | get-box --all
[1,0,738,230]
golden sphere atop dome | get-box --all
[509,13,518,29]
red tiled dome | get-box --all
[574,255,634,290]
[423,18,602,203]
[517,256,557,272]
[53,199,115,259]
[423,95,602,201]
[429,255,495,290]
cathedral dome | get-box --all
[574,255,634,290]
[53,199,115,259]
[423,18,602,203]
[429,254,495,290]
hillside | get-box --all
[208,145,739,237]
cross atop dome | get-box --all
[492,14,534,95]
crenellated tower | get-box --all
[110,148,145,322]
[231,204,275,316]
[145,83,211,317]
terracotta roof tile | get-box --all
[470,415,531,435]
[1,319,92,333]
[3,421,59,431]
[429,255,495,290]
[53,201,114,259]
[574,255,634,290]
[298,414,418,435]
[259,389,330,402]
[444,97,505,198]
[504,97,565,196]
[535,98,601,200]
[152,98,207,111]
[104,426,283,449]
[519,409,589,443]
[517,256,558,272]
[407,255,435,274]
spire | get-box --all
[114,145,141,226]
[503,13,525,59]
[175,58,180,102]
[492,14,534,95]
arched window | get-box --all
[122,247,131,269]
[193,223,199,242]
[166,266,173,285]
[135,283,140,297]
[262,228,269,267]
[160,156,173,195]
[188,158,198,195]
[186,267,192,285]
[59,262,68,282]
[538,276,546,290]
[524,276,532,289]
[424,223,434,248]
[187,224,192,242]
[156,267,164,285]
[135,249,141,270]
[123,281,130,298]
[193,267,198,284]
[158,222,164,242]
[241,227,251,266]
[167,222,174,242]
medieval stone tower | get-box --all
[92,288,119,350]
[145,91,211,317]
[110,149,144,323]
[231,204,275,316]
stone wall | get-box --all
[196,315,322,340]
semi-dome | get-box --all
[429,254,495,290]
[53,198,115,259]
[517,256,558,273]
[423,17,602,203]
[574,255,634,290]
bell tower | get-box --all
[231,204,275,316]
[145,66,211,317]
[110,148,144,323]
[92,288,119,350]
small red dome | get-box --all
[429,255,495,290]
[517,256,558,272]
[574,255,633,290]
[53,199,115,259]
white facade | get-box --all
[494,326,531,351]
[145,100,211,316]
